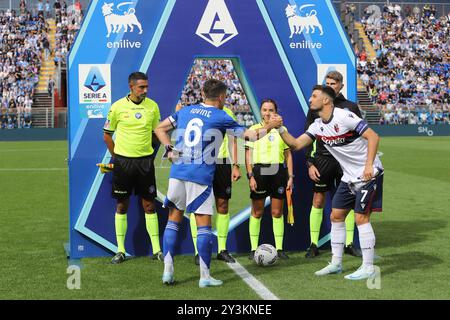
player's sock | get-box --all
[190,213,198,255]
[357,223,376,267]
[197,226,212,279]
[216,213,230,253]
[309,207,323,245]
[345,210,355,246]
[331,221,346,265]
[145,212,161,254]
[249,215,261,251]
[163,220,180,275]
[272,215,284,250]
[115,213,127,253]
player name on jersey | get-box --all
[190,108,213,118]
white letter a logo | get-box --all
[196,0,238,47]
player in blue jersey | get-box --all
[154,79,282,287]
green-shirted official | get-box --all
[245,99,294,260]
[103,71,162,264]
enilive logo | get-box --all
[102,2,143,49]
[196,0,238,48]
[102,2,143,37]
[286,3,324,50]
[286,4,323,37]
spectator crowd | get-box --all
[0,5,47,129]
[1,1,449,129]
[0,1,83,129]
[53,0,83,66]
[359,3,450,125]
[178,59,257,127]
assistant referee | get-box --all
[245,99,293,260]
[103,72,162,264]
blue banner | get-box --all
[68,0,355,258]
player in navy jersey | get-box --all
[277,85,383,281]
[154,79,282,287]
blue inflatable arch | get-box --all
[68,0,356,258]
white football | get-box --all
[254,244,278,266]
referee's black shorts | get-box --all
[250,163,287,200]
[311,155,342,193]
[213,159,232,200]
[112,154,157,201]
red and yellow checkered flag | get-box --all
[286,188,294,226]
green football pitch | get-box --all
[0,137,449,299]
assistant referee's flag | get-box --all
[96,163,114,174]
[286,188,294,226]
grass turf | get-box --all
[0,137,449,299]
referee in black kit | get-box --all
[304,70,363,258]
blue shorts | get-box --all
[332,174,383,214]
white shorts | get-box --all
[163,178,215,215]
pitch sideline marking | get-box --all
[227,261,280,300]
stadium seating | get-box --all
[0,1,83,130]
[1,1,448,128]
[358,4,449,125]
[0,8,47,129]
[179,59,257,127]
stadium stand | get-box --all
[351,2,449,125]
[0,6,47,129]
[0,1,83,129]
[359,3,449,125]
[34,1,81,128]
[53,0,82,67]
[0,1,448,128]
[178,59,257,127]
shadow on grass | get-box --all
[379,251,444,276]
[234,251,336,269]
[373,219,447,249]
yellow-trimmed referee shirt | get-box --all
[245,123,290,164]
[217,106,237,159]
[103,96,160,158]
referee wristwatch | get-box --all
[247,172,254,180]
[164,144,174,152]
[163,144,174,158]
[277,126,286,134]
